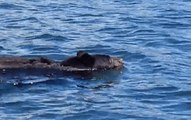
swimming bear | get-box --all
[0,51,123,73]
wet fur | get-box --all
[0,51,123,72]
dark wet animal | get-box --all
[0,51,123,73]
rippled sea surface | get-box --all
[0,0,191,119]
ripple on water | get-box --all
[27,33,71,41]
[0,3,26,10]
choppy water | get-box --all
[0,0,191,119]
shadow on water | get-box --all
[0,67,124,89]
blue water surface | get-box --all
[0,0,191,119]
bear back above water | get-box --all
[0,51,123,72]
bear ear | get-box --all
[77,51,89,57]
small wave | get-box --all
[27,33,71,41]
[0,46,5,50]
[0,3,26,10]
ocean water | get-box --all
[0,0,191,119]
